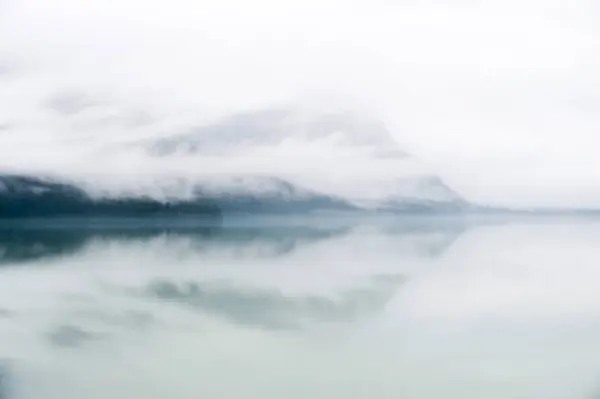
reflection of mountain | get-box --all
[0,217,468,265]
[0,228,86,264]
[0,222,351,264]
[376,217,468,257]
[0,217,470,348]
[142,275,405,331]
[0,224,223,265]
[0,216,473,381]
[0,360,10,399]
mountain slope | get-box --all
[0,108,473,215]
[145,108,409,158]
[371,176,470,212]
[191,176,358,214]
[136,108,465,211]
[0,175,222,219]
[0,174,357,218]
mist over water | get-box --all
[1,216,600,399]
[2,0,600,397]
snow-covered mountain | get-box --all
[364,176,470,212]
[190,176,358,213]
[145,108,409,159]
[0,171,468,217]
[0,173,360,218]
[0,103,470,215]
[135,108,466,212]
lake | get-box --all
[0,215,600,399]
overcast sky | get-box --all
[1,0,600,207]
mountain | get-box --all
[0,174,357,219]
[0,175,222,219]
[5,172,597,217]
[369,176,471,213]
[145,108,409,158]
[190,176,357,214]
[0,108,473,216]
[136,108,466,212]
[0,172,468,217]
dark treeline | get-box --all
[0,175,222,219]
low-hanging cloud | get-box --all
[1,0,600,207]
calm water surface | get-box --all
[1,216,600,399]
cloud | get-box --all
[1,0,599,207]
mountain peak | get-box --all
[147,108,408,158]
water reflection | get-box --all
[0,219,221,264]
[1,217,600,398]
[0,217,461,333]
[0,220,445,332]
[142,274,405,330]
[0,361,9,399]
[0,217,465,265]
[46,325,98,348]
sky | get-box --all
[1,0,600,207]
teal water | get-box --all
[1,216,600,399]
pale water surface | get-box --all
[1,216,600,399]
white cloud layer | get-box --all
[1,0,600,207]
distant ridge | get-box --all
[0,174,222,219]
[0,174,357,218]
[3,173,599,218]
